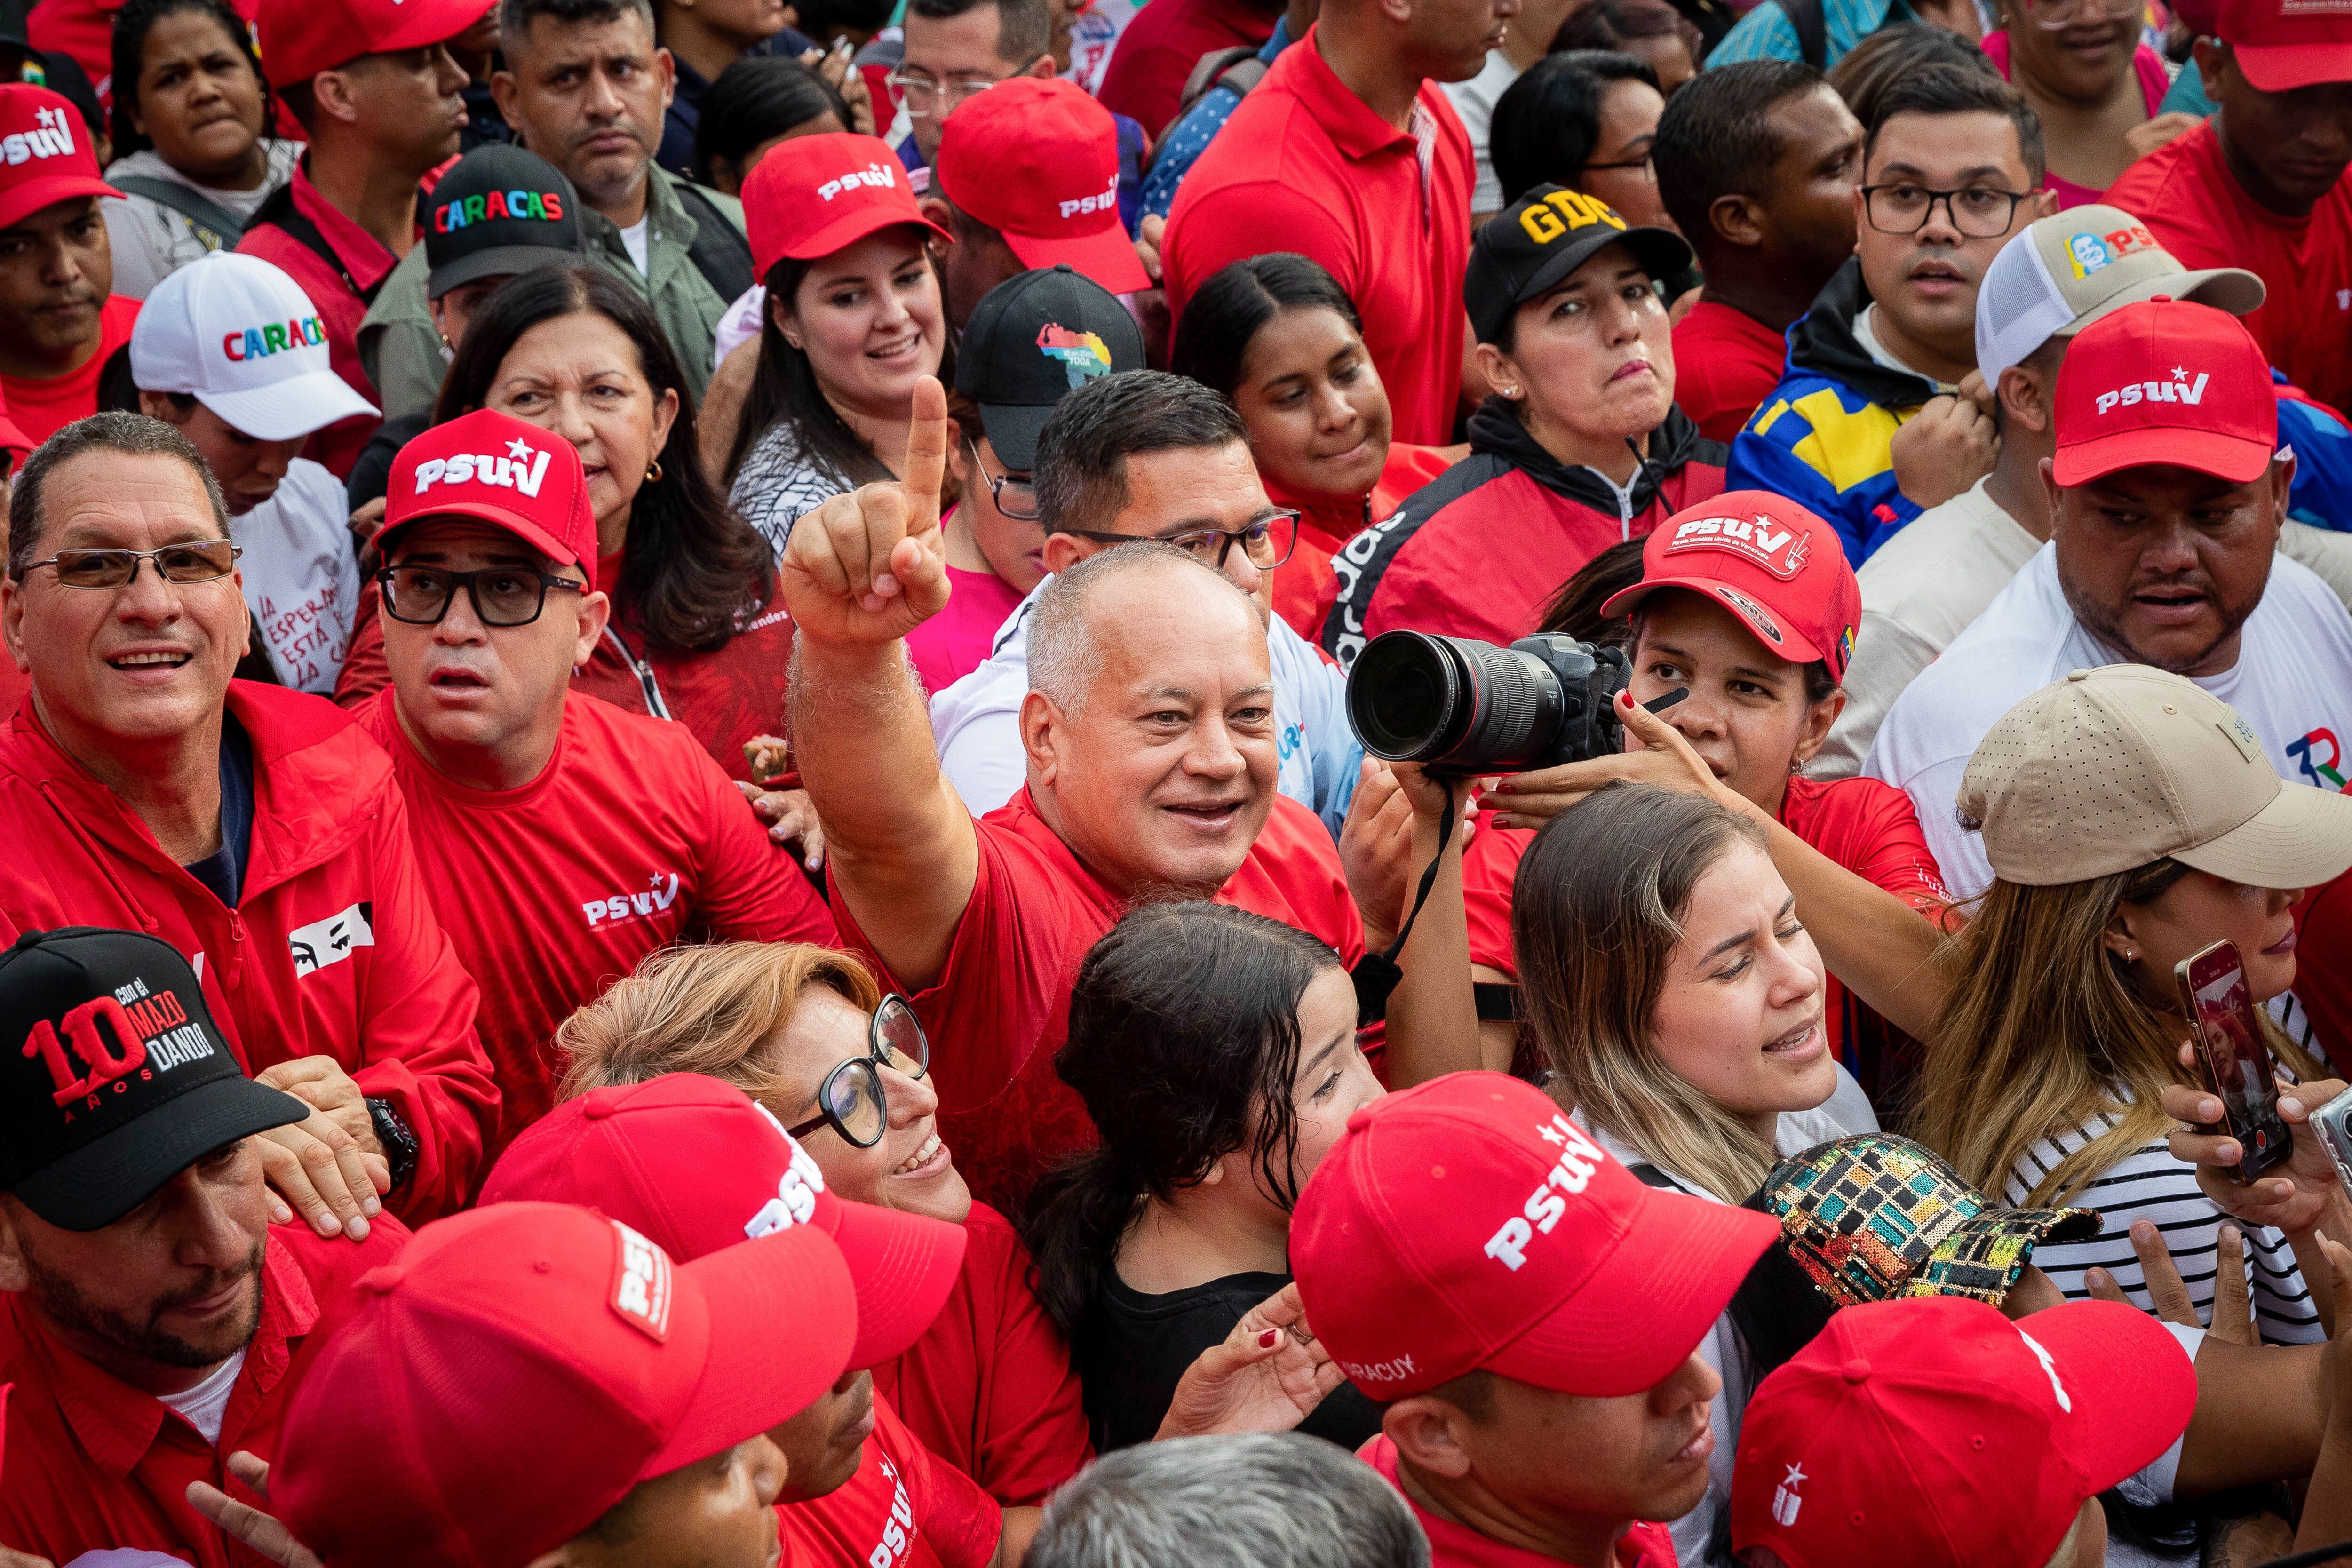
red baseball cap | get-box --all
[2218,0,2352,90]
[2052,297,2277,488]
[0,88,119,232]
[480,1072,968,1371]
[743,132,952,283]
[257,0,495,88]
[1600,491,1862,682]
[1290,1073,1779,1401]
[271,1201,857,1568]
[380,407,600,592]
[1731,1297,2197,1568]
[934,78,1150,296]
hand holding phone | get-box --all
[2176,940,2294,1185]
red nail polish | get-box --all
[1258,1329,1280,1349]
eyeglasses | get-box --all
[786,995,930,1149]
[1861,183,2033,238]
[16,539,240,588]
[1063,510,1301,571]
[2024,0,2141,28]
[968,436,1039,521]
[886,63,1041,116]
[1579,153,1656,183]
[375,565,587,628]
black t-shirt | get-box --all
[1077,1268,1384,1454]
[182,715,255,908]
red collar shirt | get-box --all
[1,294,139,447]
[234,160,394,478]
[778,1391,1003,1568]
[0,1219,409,1568]
[356,688,836,1164]
[2106,120,2352,417]
[1164,24,1471,446]
[1362,1436,1679,1568]
[1670,300,1789,445]
[831,788,1365,1212]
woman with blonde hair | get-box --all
[555,940,1093,1507]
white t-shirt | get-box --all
[926,574,1362,836]
[1863,542,2352,901]
[1441,50,1521,217]
[158,1348,246,1445]
[714,282,766,367]
[618,215,652,278]
[236,459,363,695]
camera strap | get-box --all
[1351,798,1460,1025]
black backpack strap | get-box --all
[673,180,756,302]
[249,180,387,308]
[108,174,250,250]
[1627,1162,1683,1191]
[1779,0,1829,68]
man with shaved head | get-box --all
[781,372,1477,1210]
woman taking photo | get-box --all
[725,131,952,553]
[549,939,1094,1508]
[1171,254,1457,641]
[101,0,298,299]
[1980,0,2194,207]
[337,267,793,788]
[1025,901,1389,1454]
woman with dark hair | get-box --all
[337,266,796,787]
[1169,253,1457,639]
[1551,0,1703,94]
[725,132,952,554]
[691,55,857,195]
[100,0,296,299]
[1025,901,1387,1454]
[1979,0,2193,206]
[1490,50,1675,231]
[1822,23,2000,130]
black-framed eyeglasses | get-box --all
[968,435,1039,521]
[1063,510,1301,571]
[17,539,241,588]
[375,565,587,628]
[1579,153,1656,183]
[786,994,930,1149]
[1861,183,2033,238]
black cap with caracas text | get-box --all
[422,143,587,301]
[954,264,1146,471]
[0,928,305,1231]
[1465,185,1693,347]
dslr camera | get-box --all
[1346,630,1637,773]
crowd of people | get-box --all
[5,0,2352,1559]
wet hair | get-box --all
[1033,370,1248,535]
[1551,0,1702,71]
[1861,58,2045,185]
[1169,253,1362,402]
[10,412,227,578]
[438,266,775,652]
[1653,59,1827,247]
[108,0,274,160]
[905,0,1050,61]
[1490,50,1661,207]
[1826,24,1998,132]
[690,56,851,188]
[1023,904,1344,1344]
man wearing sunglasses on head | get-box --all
[0,411,498,1236]
[356,408,836,1172]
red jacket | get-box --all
[0,684,498,1219]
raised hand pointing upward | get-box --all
[780,374,954,645]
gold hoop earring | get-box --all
[645,458,663,482]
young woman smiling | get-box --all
[1981,0,2193,207]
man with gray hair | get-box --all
[780,373,1478,1212]
[1029,1433,1432,1568]
[0,412,498,1231]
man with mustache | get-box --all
[1728,64,2052,565]
[0,85,138,450]
[0,929,409,1567]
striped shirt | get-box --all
[2002,1107,2324,1345]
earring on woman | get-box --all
[645,458,663,482]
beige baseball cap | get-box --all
[1960,665,2352,888]
[1975,205,2267,388]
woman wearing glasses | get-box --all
[1981,0,2197,207]
[1490,51,1680,239]
[555,940,1097,1508]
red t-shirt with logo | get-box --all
[1671,300,1788,446]
[355,688,835,1163]
[778,1390,1003,1568]
[1361,1435,1679,1568]
[831,788,1366,1211]
[0,293,136,447]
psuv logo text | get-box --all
[582,872,683,930]
[1058,173,1119,220]
[867,1455,918,1568]
[2095,370,2209,416]
[1484,1114,1607,1270]
[818,162,898,202]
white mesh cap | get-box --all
[1974,206,2266,389]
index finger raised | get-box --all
[901,375,950,535]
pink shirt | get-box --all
[907,556,1028,695]
[1981,31,2169,209]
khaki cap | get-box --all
[1960,665,2352,888]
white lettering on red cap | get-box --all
[1663,514,1811,580]
[1058,173,1119,220]
[412,436,554,499]
[1339,1353,1419,1385]
[2013,1326,2072,1413]
[2,106,76,167]
[609,1218,674,1342]
[1484,1115,1605,1270]
[1773,1463,1807,1527]
[744,1101,830,1238]
[818,162,898,202]
[2093,367,2209,417]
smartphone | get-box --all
[2175,939,2293,1184]
[2312,1088,2352,1194]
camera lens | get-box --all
[1347,631,1572,770]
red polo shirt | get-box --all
[0,1218,410,1568]
[1670,300,1788,445]
[778,1391,1002,1568]
[1362,1436,1679,1568]
[2106,120,2352,417]
[831,788,1365,1211]
[1164,24,1471,446]
[1097,0,1281,136]
[235,160,395,478]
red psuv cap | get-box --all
[2052,297,2277,488]
[934,77,1149,296]
[272,1201,857,1568]
[381,407,600,591]
[0,87,119,231]
[1601,490,1861,682]
[743,131,951,282]
[481,1073,968,1370]
[257,0,494,88]
[1290,1073,1778,1401]
[1732,1297,2196,1568]
[2219,0,2352,90]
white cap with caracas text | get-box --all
[127,251,378,442]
